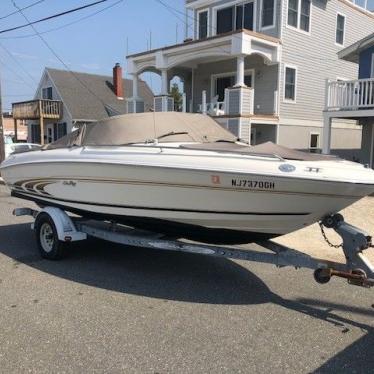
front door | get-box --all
[214,72,254,102]
[216,76,234,101]
[46,124,54,144]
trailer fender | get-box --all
[33,207,87,242]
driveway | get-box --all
[0,185,373,373]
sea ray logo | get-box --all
[63,180,77,187]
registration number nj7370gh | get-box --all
[231,179,275,189]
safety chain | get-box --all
[319,222,343,248]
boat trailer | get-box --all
[13,207,374,289]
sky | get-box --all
[0,0,374,111]
[0,0,186,111]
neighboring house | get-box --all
[2,112,27,141]
[126,0,374,157]
[323,32,374,167]
[12,64,154,144]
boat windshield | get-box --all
[156,131,189,141]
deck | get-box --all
[12,100,62,120]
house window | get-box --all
[217,6,234,34]
[216,2,254,35]
[309,133,320,153]
[261,0,275,28]
[336,14,345,45]
[300,0,310,32]
[42,87,53,100]
[198,10,208,39]
[58,123,67,138]
[371,53,374,78]
[284,66,297,101]
[288,0,299,27]
[287,0,310,32]
[236,2,254,30]
[30,124,41,144]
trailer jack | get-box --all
[313,214,374,287]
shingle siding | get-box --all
[280,0,374,121]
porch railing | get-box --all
[198,101,225,115]
[12,99,62,120]
[325,78,374,111]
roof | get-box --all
[45,67,154,121]
[127,29,280,59]
[338,32,374,63]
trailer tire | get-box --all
[35,213,68,260]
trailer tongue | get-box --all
[13,207,374,290]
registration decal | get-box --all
[211,175,221,185]
[232,179,275,189]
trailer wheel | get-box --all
[35,213,68,260]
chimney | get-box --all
[113,62,123,99]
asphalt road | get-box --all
[0,185,373,373]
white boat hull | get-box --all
[2,145,374,243]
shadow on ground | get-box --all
[1,223,373,371]
[0,223,271,305]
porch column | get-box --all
[182,93,187,113]
[202,90,207,115]
[132,73,139,98]
[322,113,332,154]
[235,55,246,87]
[13,118,18,142]
[161,69,168,95]
[39,100,44,146]
[370,124,374,169]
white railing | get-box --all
[326,78,374,111]
[198,101,225,115]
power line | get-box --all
[0,0,110,35]
[0,0,46,21]
[0,57,35,89]
[0,0,124,40]
[11,0,125,109]
[0,42,37,83]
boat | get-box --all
[1,112,374,244]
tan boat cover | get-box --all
[45,112,236,149]
[180,141,337,161]
[44,112,336,161]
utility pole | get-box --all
[0,71,5,164]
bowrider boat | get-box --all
[1,112,374,244]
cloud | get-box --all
[11,51,38,60]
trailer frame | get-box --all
[13,206,374,288]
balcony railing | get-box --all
[326,78,374,111]
[12,99,62,120]
[198,101,225,116]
